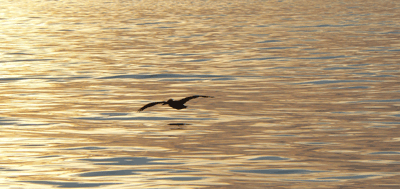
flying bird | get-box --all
[138,95,213,112]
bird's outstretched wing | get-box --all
[178,95,213,104]
[138,101,165,112]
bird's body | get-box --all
[138,95,213,112]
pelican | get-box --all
[138,95,213,112]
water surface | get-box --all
[0,0,399,188]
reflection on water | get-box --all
[1,0,399,188]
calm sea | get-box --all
[0,0,399,188]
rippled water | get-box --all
[1,0,399,188]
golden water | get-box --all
[1,0,399,188]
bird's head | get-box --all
[163,99,173,105]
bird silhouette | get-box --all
[138,95,213,112]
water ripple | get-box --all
[73,116,215,121]
[232,169,325,174]
[21,181,119,188]
[99,73,231,80]
[295,79,378,85]
[79,157,183,166]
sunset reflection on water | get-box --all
[1,0,399,188]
